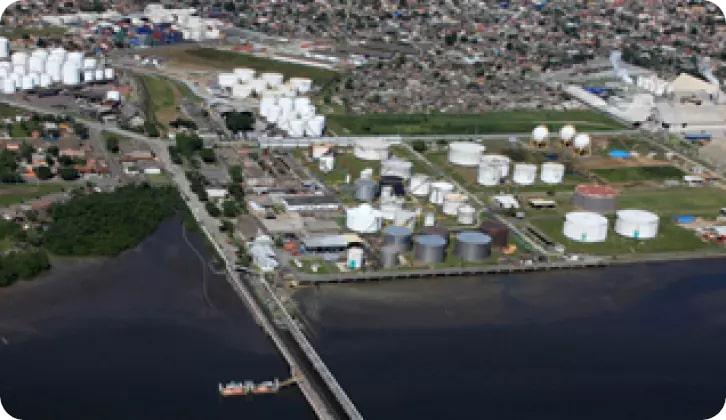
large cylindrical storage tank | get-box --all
[615,210,659,239]
[83,69,95,83]
[540,162,565,184]
[231,84,251,99]
[20,75,34,91]
[11,52,28,68]
[381,158,412,180]
[12,64,25,76]
[0,37,9,59]
[413,235,446,264]
[429,181,454,205]
[2,78,16,94]
[250,78,267,95]
[512,163,537,185]
[419,225,450,245]
[46,58,63,82]
[234,67,255,83]
[95,69,105,81]
[305,115,325,137]
[82,57,97,70]
[383,226,413,252]
[480,154,511,179]
[477,163,500,186]
[457,205,476,225]
[345,204,382,234]
[261,72,284,88]
[443,193,468,216]
[62,62,80,86]
[39,73,52,88]
[564,211,609,243]
[289,119,305,137]
[409,174,430,197]
[380,245,399,269]
[353,138,390,161]
[104,67,115,80]
[572,184,618,213]
[66,51,84,67]
[455,231,492,262]
[379,176,406,197]
[354,178,377,202]
[28,55,45,74]
[448,142,485,166]
[218,72,237,89]
[289,77,313,94]
[479,220,509,248]
[293,97,311,114]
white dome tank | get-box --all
[105,90,121,102]
[0,37,9,59]
[443,193,468,216]
[232,84,251,99]
[354,138,390,161]
[480,154,511,179]
[11,52,28,67]
[540,162,565,184]
[10,73,21,89]
[277,96,294,114]
[66,52,84,67]
[104,68,115,80]
[429,181,454,205]
[615,210,659,239]
[346,204,382,234]
[234,67,255,83]
[95,69,105,81]
[532,125,549,146]
[46,58,63,82]
[409,174,431,197]
[293,97,311,113]
[250,78,268,94]
[83,69,95,83]
[28,55,46,74]
[39,73,52,88]
[560,124,576,145]
[477,164,501,186]
[266,105,281,124]
[564,211,608,243]
[20,75,34,90]
[82,57,97,70]
[62,62,81,86]
[289,119,305,137]
[573,133,591,152]
[512,163,538,185]
[448,142,485,167]
[289,77,312,94]
[12,64,26,75]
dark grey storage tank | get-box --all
[380,245,399,269]
[355,178,377,202]
[383,225,413,252]
[455,231,492,262]
[413,234,447,264]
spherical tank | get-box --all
[532,125,549,145]
[560,124,576,144]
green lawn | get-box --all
[326,110,626,136]
[307,152,378,185]
[171,48,339,86]
[0,104,24,118]
[0,26,66,40]
[0,183,68,207]
[592,166,684,183]
[618,187,725,217]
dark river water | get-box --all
[295,259,726,420]
[0,218,311,420]
[2,217,725,419]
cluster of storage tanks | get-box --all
[447,142,567,186]
[0,40,115,95]
[531,124,592,154]
[378,225,496,266]
[563,183,660,243]
[143,4,222,41]
[218,68,323,137]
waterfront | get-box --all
[295,259,726,420]
[0,218,311,420]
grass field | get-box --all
[592,166,685,183]
[0,26,66,40]
[165,47,339,86]
[326,110,626,136]
[138,75,182,129]
[306,152,378,185]
[0,183,68,207]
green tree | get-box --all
[412,140,427,153]
[225,112,254,132]
[59,167,79,180]
[199,148,216,163]
[105,135,120,153]
[222,200,238,218]
[33,166,53,180]
[205,201,221,217]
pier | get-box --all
[294,259,609,284]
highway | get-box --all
[0,96,362,420]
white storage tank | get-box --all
[346,204,382,234]
[105,90,122,102]
[615,210,659,239]
[104,67,115,80]
[2,78,16,95]
[443,193,468,216]
[293,97,311,113]
[448,142,485,167]
[218,72,238,88]
[354,138,390,161]
[95,69,105,81]
[0,37,9,59]
[232,84,251,99]
[305,116,325,137]
[289,119,305,137]
[11,52,28,67]
[39,73,52,88]
[28,55,45,74]
[62,63,80,86]
[540,162,565,184]
[564,211,608,243]
[12,64,25,76]
[457,205,476,225]
[532,125,549,146]
[477,164,500,186]
[261,72,284,88]
[480,154,511,178]
[381,158,413,180]
[347,247,364,270]
[82,57,97,70]
[409,174,431,197]
[319,154,335,173]
[234,67,255,83]
[429,181,455,205]
[20,75,34,91]
[289,77,313,94]
[560,124,576,145]
[83,69,95,83]
[66,51,84,67]
[46,58,63,82]
[512,163,538,185]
